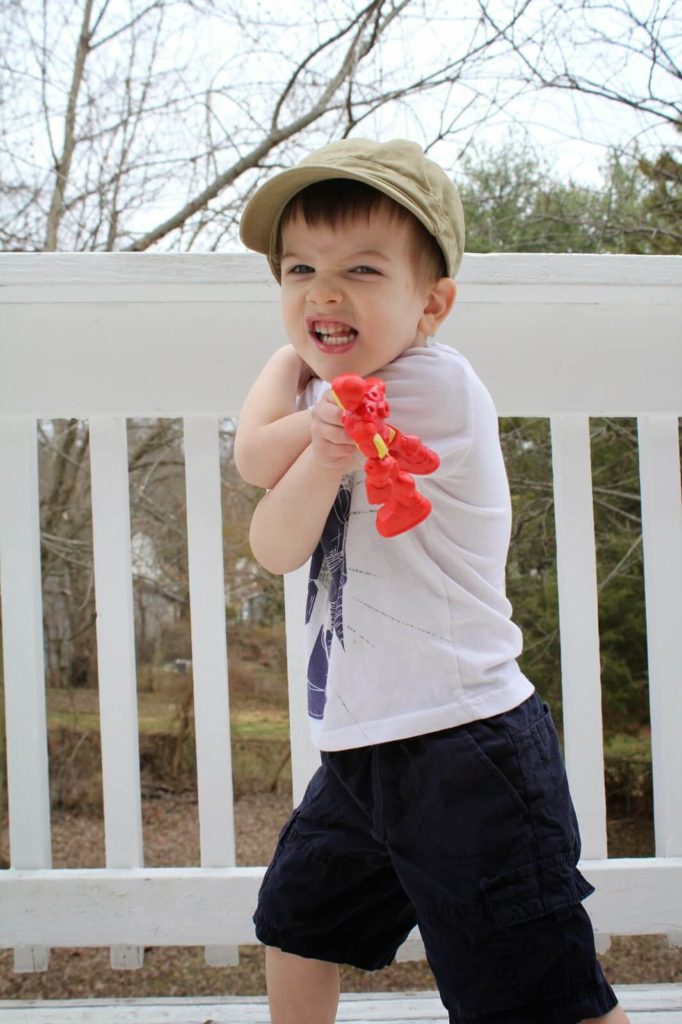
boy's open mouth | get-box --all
[308,319,358,351]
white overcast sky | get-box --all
[179,0,678,186]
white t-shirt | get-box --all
[299,342,534,751]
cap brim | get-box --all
[239,164,437,277]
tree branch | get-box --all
[44,0,95,251]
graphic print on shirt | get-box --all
[305,477,353,720]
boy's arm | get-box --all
[234,345,316,490]
[249,392,358,575]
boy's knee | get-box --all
[265,947,340,1024]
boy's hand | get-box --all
[310,392,358,472]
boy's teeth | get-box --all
[317,333,353,344]
[314,325,356,345]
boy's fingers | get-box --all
[316,416,354,444]
[312,398,348,433]
[311,395,358,463]
[317,393,344,421]
[317,431,355,452]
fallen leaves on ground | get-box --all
[0,794,679,999]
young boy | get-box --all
[235,139,628,1024]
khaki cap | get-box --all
[239,138,465,279]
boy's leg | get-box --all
[263,944,630,1024]
[266,947,339,1024]
[255,754,416,1022]
[581,1008,630,1024]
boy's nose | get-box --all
[306,274,343,305]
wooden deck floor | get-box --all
[0,986,680,1023]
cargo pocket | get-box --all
[480,853,600,1004]
[481,852,595,929]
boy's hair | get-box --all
[278,179,447,283]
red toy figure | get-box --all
[331,374,440,538]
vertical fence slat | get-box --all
[550,416,608,864]
[0,419,51,972]
[638,415,682,863]
[89,417,144,969]
[183,417,237,967]
[283,565,320,806]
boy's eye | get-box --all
[352,265,378,275]
[285,264,314,275]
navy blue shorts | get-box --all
[254,693,618,1023]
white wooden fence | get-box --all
[0,252,680,976]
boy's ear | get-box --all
[419,278,457,336]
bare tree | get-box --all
[1,0,517,251]
[479,0,681,131]
[3,0,678,254]
[38,420,96,688]
[1,0,197,251]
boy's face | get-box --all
[279,206,450,382]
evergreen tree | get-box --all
[455,143,677,729]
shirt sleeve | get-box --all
[379,344,474,468]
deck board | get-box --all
[0,986,680,1023]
